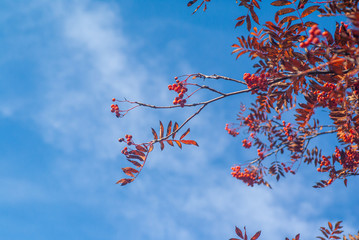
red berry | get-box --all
[314,29,321,36]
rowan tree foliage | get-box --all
[111,0,359,238]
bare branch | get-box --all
[195,73,247,85]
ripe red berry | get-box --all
[314,29,321,36]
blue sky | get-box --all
[0,1,358,239]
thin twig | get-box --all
[195,73,247,85]
[191,83,226,95]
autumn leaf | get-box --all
[174,140,182,149]
[180,128,190,140]
[187,0,197,7]
[159,121,164,139]
[301,5,319,18]
[276,7,295,16]
[122,167,139,177]
[251,231,261,240]
[128,160,142,168]
[166,121,172,137]
[235,227,243,238]
[172,122,179,139]
[151,128,158,140]
[116,178,133,186]
[271,0,292,6]
[135,144,147,152]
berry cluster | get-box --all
[119,135,134,156]
[313,83,343,107]
[242,139,252,148]
[243,114,260,132]
[317,155,332,172]
[257,149,264,159]
[225,123,239,137]
[341,129,357,144]
[168,77,188,107]
[111,103,121,117]
[243,72,269,93]
[121,146,129,156]
[282,121,296,142]
[335,146,341,159]
[119,134,133,145]
[231,165,262,187]
[300,25,323,48]
[339,147,359,172]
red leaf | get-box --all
[152,128,158,140]
[172,122,179,139]
[246,15,251,31]
[301,5,319,18]
[128,160,142,168]
[328,222,333,231]
[116,178,133,186]
[159,121,164,139]
[136,144,147,152]
[295,233,300,240]
[253,0,260,9]
[187,0,197,7]
[235,227,243,239]
[235,19,245,28]
[180,128,190,140]
[127,154,145,162]
[160,140,165,151]
[250,9,259,25]
[129,150,145,157]
[122,167,139,177]
[279,16,299,24]
[271,0,291,6]
[276,7,295,16]
[166,140,174,146]
[180,140,199,146]
[251,231,261,240]
[174,140,182,149]
[148,144,154,152]
[166,121,172,137]
[334,221,343,230]
[235,50,249,59]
